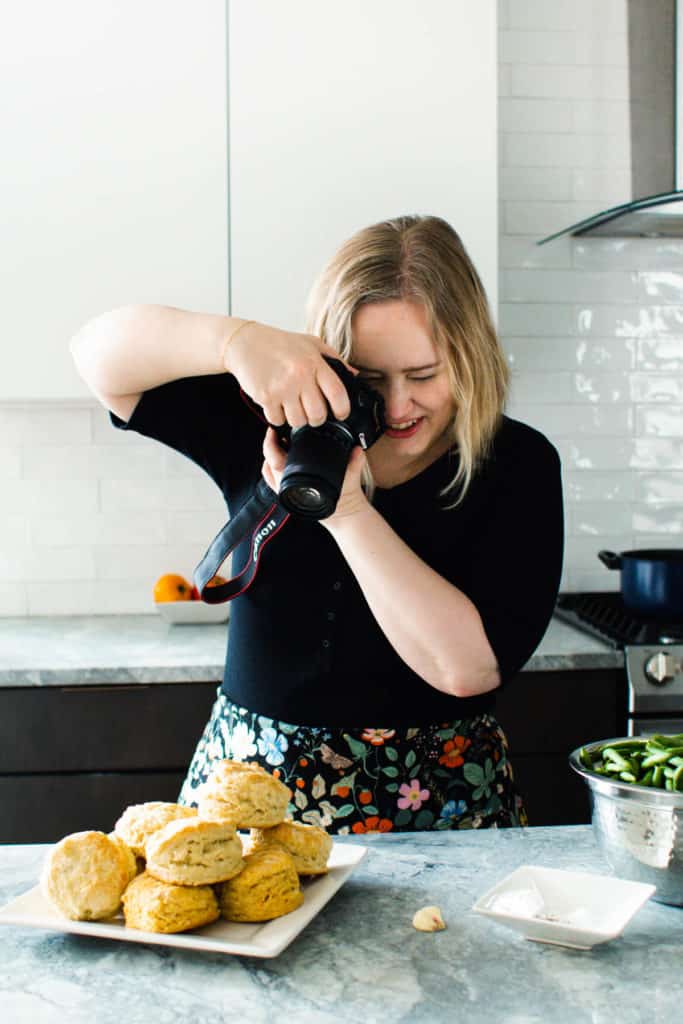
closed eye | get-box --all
[357,373,436,382]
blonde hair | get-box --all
[305,214,509,504]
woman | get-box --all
[71,215,563,834]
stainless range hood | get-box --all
[539,0,683,244]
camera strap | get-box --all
[193,477,290,603]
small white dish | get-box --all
[155,600,229,625]
[472,864,655,950]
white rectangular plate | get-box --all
[0,842,367,958]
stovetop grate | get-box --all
[555,592,683,648]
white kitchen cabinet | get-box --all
[1,1,229,400]
[228,0,498,331]
[3,2,497,401]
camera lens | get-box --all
[278,424,354,520]
[285,486,325,513]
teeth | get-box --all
[388,420,417,431]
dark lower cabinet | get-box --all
[0,682,218,842]
[1,668,625,840]
[0,772,186,843]
[495,668,626,826]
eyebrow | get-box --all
[354,361,441,373]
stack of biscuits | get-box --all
[40,761,333,935]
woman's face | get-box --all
[351,298,455,486]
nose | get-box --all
[382,379,413,422]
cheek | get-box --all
[423,383,454,417]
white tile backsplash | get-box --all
[572,101,630,137]
[499,165,573,201]
[499,99,574,135]
[500,31,627,67]
[3,0,683,615]
[508,0,625,33]
[0,403,227,614]
[509,65,629,101]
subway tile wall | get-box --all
[1,0,681,615]
[0,404,228,616]
[500,0,683,594]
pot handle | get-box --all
[598,549,622,570]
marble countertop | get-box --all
[1,826,681,1023]
[0,613,620,687]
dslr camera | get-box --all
[273,357,386,519]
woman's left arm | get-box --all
[262,431,500,699]
[323,495,501,698]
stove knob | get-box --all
[644,651,679,685]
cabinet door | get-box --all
[1,1,228,399]
[228,1,498,331]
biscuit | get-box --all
[41,830,130,921]
[217,847,304,922]
[249,820,333,876]
[121,870,220,934]
[107,832,138,884]
[113,801,197,858]
[145,817,244,886]
[197,760,291,829]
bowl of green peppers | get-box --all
[569,734,683,905]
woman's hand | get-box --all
[261,428,368,521]
[224,322,354,429]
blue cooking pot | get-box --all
[599,549,683,619]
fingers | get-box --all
[316,359,351,421]
[300,384,329,427]
[263,427,286,468]
[261,428,286,494]
[261,459,277,492]
[347,445,366,480]
[262,402,286,428]
[282,397,308,431]
[266,358,349,427]
[319,340,359,374]
[253,332,355,429]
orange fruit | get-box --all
[190,575,227,600]
[153,573,193,602]
[206,574,227,588]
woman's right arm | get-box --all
[69,304,352,426]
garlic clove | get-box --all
[412,905,446,931]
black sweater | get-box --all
[113,372,564,727]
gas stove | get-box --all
[555,592,683,736]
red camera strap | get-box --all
[193,478,290,603]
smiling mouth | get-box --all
[384,418,422,438]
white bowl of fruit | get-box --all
[153,573,229,624]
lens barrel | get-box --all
[278,424,354,519]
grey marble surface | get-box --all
[0,613,620,686]
[1,826,681,1024]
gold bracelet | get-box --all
[221,318,255,368]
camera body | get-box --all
[274,357,386,519]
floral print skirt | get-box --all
[178,690,528,834]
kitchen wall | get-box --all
[500,0,683,594]
[1,0,681,616]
